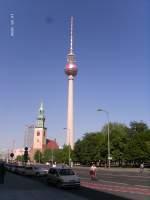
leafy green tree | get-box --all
[100,122,128,165]
[42,149,52,163]
[73,121,150,166]
[124,129,150,163]
[74,132,104,164]
[16,155,23,162]
[54,149,64,163]
[60,145,73,164]
[109,123,128,165]
[34,150,43,163]
[129,121,148,135]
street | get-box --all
[0,171,141,200]
[0,172,87,200]
[73,167,150,200]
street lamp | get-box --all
[51,147,54,166]
[97,108,111,168]
[63,128,71,167]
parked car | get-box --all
[33,166,49,176]
[10,165,17,172]
[22,166,35,176]
[46,167,80,188]
[21,165,48,176]
[16,166,25,174]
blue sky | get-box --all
[0,0,149,150]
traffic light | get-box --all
[24,146,28,163]
[10,152,14,158]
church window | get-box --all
[37,131,40,136]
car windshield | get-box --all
[58,168,75,176]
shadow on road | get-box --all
[67,186,131,200]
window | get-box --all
[58,169,75,176]
[37,131,40,136]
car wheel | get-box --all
[57,181,62,188]
[36,172,40,177]
[76,185,81,190]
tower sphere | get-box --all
[65,63,78,76]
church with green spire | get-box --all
[33,102,47,151]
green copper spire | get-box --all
[38,101,44,117]
[37,101,45,128]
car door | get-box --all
[52,169,59,184]
[47,168,58,184]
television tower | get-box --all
[65,16,78,149]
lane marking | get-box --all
[96,173,150,179]
[81,177,130,186]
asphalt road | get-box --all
[0,172,87,200]
[72,167,150,200]
[0,172,136,200]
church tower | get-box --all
[33,102,47,151]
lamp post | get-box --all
[97,109,111,168]
[63,128,71,167]
[51,147,54,166]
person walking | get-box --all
[0,162,6,184]
[89,163,97,180]
[139,163,144,174]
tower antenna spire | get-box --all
[70,16,73,54]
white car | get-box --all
[22,166,48,176]
[46,167,80,188]
[22,166,35,176]
[33,166,49,176]
[16,166,25,174]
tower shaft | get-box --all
[66,75,74,149]
[65,17,78,150]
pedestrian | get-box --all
[139,163,144,174]
[89,163,97,180]
[52,162,56,168]
[0,162,6,184]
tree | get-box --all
[124,129,150,164]
[73,121,150,166]
[16,155,23,162]
[42,149,52,163]
[60,145,73,164]
[129,121,148,135]
[109,123,128,165]
[74,132,104,164]
[34,150,43,163]
[100,122,128,165]
[54,149,64,163]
